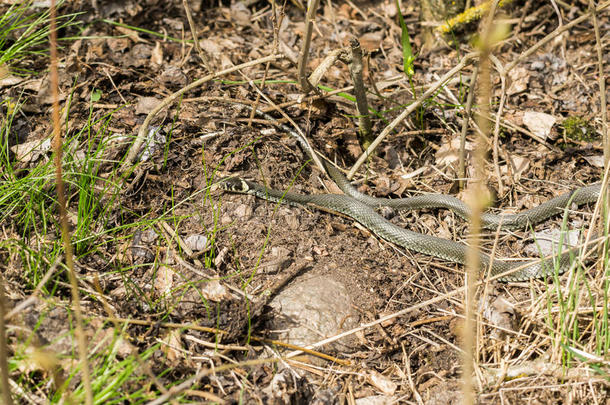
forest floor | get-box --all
[1,0,609,403]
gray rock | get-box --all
[268,274,360,353]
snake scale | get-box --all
[220,107,602,282]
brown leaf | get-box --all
[154,265,174,297]
[161,329,184,367]
[115,26,148,43]
[367,370,397,395]
[150,41,163,66]
[360,31,384,52]
[135,96,160,115]
[523,111,557,141]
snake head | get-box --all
[218,177,250,194]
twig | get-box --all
[489,54,507,196]
[121,53,285,171]
[308,47,345,88]
[182,0,212,72]
[297,0,320,93]
[549,0,565,59]
[347,38,373,150]
[251,337,351,366]
[0,273,12,405]
[458,66,479,191]
[248,0,286,125]
[50,1,93,404]
[462,1,499,402]
[588,0,608,165]
[347,52,479,179]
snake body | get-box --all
[325,163,602,230]
[221,176,600,282]
[221,106,601,282]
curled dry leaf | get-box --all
[11,137,51,163]
[115,25,147,43]
[184,234,209,251]
[367,370,397,395]
[150,41,163,66]
[200,280,232,301]
[584,155,604,168]
[154,265,175,297]
[435,137,473,171]
[161,329,185,367]
[480,293,517,339]
[500,155,530,180]
[507,66,529,95]
[523,111,557,141]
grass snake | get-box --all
[221,175,600,282]
[220,106,601,282]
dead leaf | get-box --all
[184,234,208,251]
[230,1,251,26]
[367,370,397,395]
[200,38,222,56]
[480,293,517,339]
[355,395,394,405]
[11,137,51,162]
[380,1,397,17]
[161,17,184,31]
[523,111,556,141]
[154,265,175,297]
[525,228,581,257]
[151,41,163,66]
[116,25,147,43]
[106,37,131,53]
[501,155,530,180]
[200,280,231,301]
[360,31,384,52]
[135,96,160,115]
[159,66,187,88]
[161,329,184,367]
[435,136,473,168]
[0,63,23,88]
[138,126,166,162]
[507,66,529,95]
[584,155,604,168]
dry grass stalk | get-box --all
[297,0,319,93]
[462,1,502,403]
[49,0,93,403]
[182,0,211,72]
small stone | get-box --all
[184,234,208,251]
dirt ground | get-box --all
[2,0,610,403]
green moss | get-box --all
[561,116,597,142]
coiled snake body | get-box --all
[220,107,602,282]
[221,173,601,282]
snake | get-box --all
[219,106,602,282]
